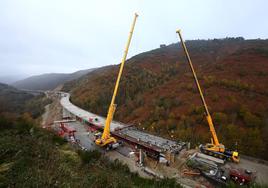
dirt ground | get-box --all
[41,95,62,128]
[41,104,50,127]
[105,150,152,179]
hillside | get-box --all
[63,37,268,160]
[0,83,33,113]
[0,115,180,187]
[0,83,51,118]
[0,82,180,187]
[0,75,28,84]
[12,69,95,91]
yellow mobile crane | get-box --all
[95,13,138,148]
[176,30,239,163]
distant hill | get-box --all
[0,83,51,117]
[0,74,28,84]
[0,83,34,113]
[63,37,268,160]
[12,69,95,91]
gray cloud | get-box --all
[0,0,267,77]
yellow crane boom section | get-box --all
[176,29,220,146]
[101,13,138,141]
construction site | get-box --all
[41,14,268,187]
[44,89,268,187]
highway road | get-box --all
[61,93,126,131]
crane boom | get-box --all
[95,13,138,147]
[176,29,220,146]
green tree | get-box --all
[213,112,228,125]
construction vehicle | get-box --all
[57,122,77,143]
[176,30,239,163]
[187,153,256,186]
[229,168,256,186]
[95,13,138,148]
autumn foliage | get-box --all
[64,38,268,160]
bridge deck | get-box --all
[60,92,186,155]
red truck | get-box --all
[229,168,256,186]
[58,123,77,143]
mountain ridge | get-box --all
[12,68,95,91]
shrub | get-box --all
[0,115,12,130]
[243,111,262,127]
[213,112,228,125]
[257,71,267,77]
[211,94,219,102]
[52,135,67,145]
[190,106,204,115]
[185,83,195,92]
[227,95,237,103]
[110,159,130,173]
[166,118,177,130]
[238,70,247,77]
[78,150,101,164]
[14,115,34,134]
[239,106,262,127]
[215,64,224,71]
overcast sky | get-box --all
[0,0,267,78]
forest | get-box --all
[0,83,52,118]
[64,38,268,160]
